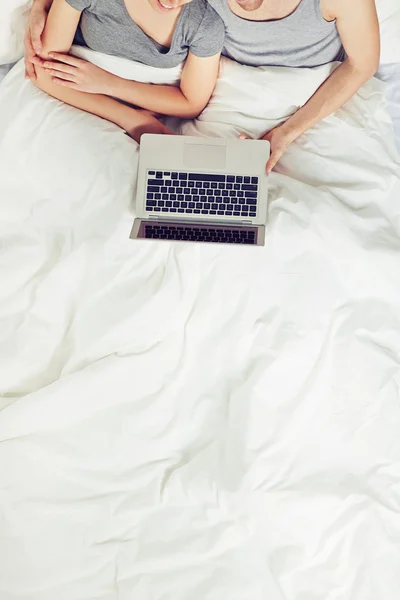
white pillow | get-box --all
[0,0,32,65]
[376,0,400,65]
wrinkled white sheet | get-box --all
[1,52,400,600]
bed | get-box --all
[1,2,400,600]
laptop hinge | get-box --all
[146,215,255,226]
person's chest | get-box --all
[123,0,182,47]
[227,0,332,22]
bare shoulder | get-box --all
[321,0,378,22]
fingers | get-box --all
[48,69,76,82]
[239,134,249,139]
[48,52,83,67]
[42,61,77,76]
[52,78,78,89]
[266,150,281,174]
[25,59,36,81]
[31,56,46,67]
[24,29,37,80]
[30,14,46,53]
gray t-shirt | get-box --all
[208,0,344,68]
[66,0,225,68]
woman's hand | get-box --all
[126,110,174,144]
[24,0,51,80]
[240,122,299,174]
[32,52,117,95]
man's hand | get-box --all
[24,0,51,80]
[32,52,117,95]
[240,122,299,174]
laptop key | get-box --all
[147,200,157,206]
[189,173,225,182]
[148,186,160,193]
[242,184,258,191]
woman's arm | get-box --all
[34,0,171,140]
[34,51,221,119]
[103,51,221,118]
[258,0,380,172]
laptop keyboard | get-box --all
[145,171,259,219]
[144,224,257,244]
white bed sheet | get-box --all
[377,63,400,150]
[1,52,400,600]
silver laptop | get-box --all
[130,134,270,246]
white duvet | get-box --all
[1,49,400,600]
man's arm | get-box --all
[24,0,54,79]
[263,0,380,172]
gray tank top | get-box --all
[208,0,345,68]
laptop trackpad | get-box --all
[183,143,226,169]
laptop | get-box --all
[130,134,270,246]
